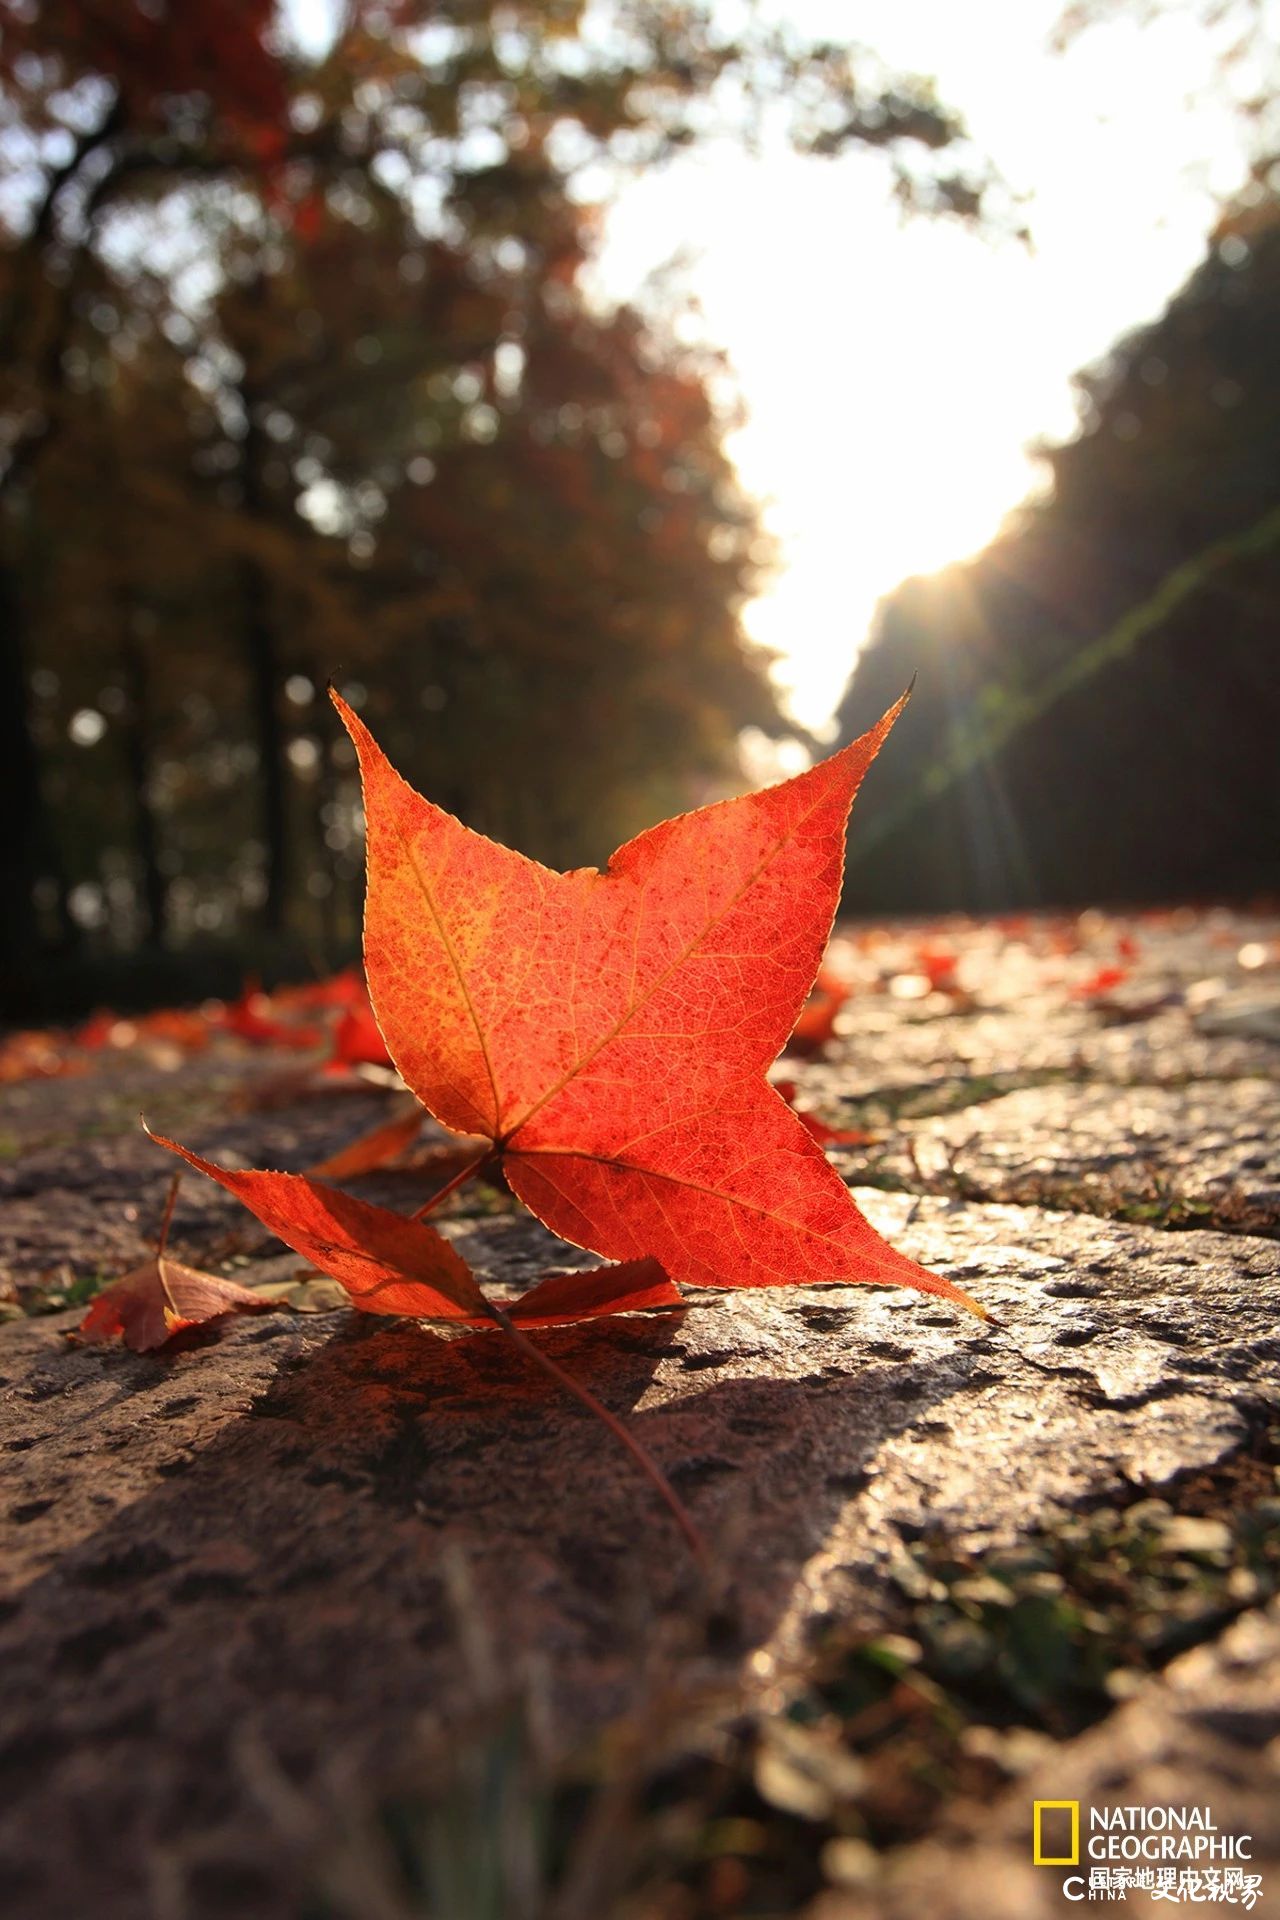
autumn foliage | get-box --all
[148,691,983,1331]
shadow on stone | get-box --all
[0,1303,988,1919]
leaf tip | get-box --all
[950,1285,990,1324]
[328,682,363,740]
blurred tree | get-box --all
[835,191,1280,912]
[0,0,288,989]
[1,0,996,1007]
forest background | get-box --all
[2,0,1276,1021]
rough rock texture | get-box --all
[2,1192,1276,1918]
[0,1068,406,1290]
[860,1078,1280,1236]
[2,910,1278,1918]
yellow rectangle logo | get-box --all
[1033,1800,1080,1866]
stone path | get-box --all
[1,910,1277,1918]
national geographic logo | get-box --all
[1032,1800,1263,1907]
[1033,1801,1080,1868]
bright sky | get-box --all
[288,0,1261,734]
[594,0,1258,731]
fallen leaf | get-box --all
[1072,964,1130,1000]
[915,942,959,992]
[329,999,394,1067]
[305,1104,426,1178]
[773,1080,876,1148]
[785,988,848,1059]
[0,1030,83,1082]
[274,966,366,1012]
[75,1009,122,1050]
[157,689,983,1327]
[151,1133,491,1319]
[503,1257,682,1327]
[334,687,979,1316]
[148,1133,677,1328]
[77,1257,277,1353]
[220,983,323,1049]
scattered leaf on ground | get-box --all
[773,1080,876,1148]
[148,1135,679,1328]
[502,1258,682,1327]
[220,984,324,1049]
[76,1257,277,1352]
[305,1104,426,1178]
[329,1000,394,1067]
[151,1132,491,1320]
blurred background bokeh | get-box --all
[1,0,1276,1019]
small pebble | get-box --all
[1156,1516,1233,1557]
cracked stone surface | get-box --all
[1,909,1278,1917]
[2,1192,1277,1918]
[855,1079,1280,1236]
[809,1000,1280,1102]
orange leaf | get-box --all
[785,981,850,1059]
[329,1000,394,1067]
[504,1258,682,1326]
[336,689,982,1319]
[773,1080,875,1148]
[221,985,323,1049]
[136,1007,211,1052]
[77,1257,276,1352]
[148,1133,675,1330]
[305,1105,426,1178]
[149,1132,490,1321]
[0,1030,82,1082]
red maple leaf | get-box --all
[220,983,323,1049]
[328,998,394,1068]
[156,690,980,1325]
[342,688,977,1312]
[146,1133,681,1329]
[77,1256,277,1353]
[773,1080,876,1149]
[76,1177,277,1354]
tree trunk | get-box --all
[0,557,45,1006]
[121,634,169,950]
[245,579,287,936]
[0,544,79,1010]
[240,406,288,937]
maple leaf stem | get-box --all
[155,1171,181,1257]
[152,1172,184,1321]
[487,1302,710,1572]
[409,1148,492,1221]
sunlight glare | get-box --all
[596,0,1254,731]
